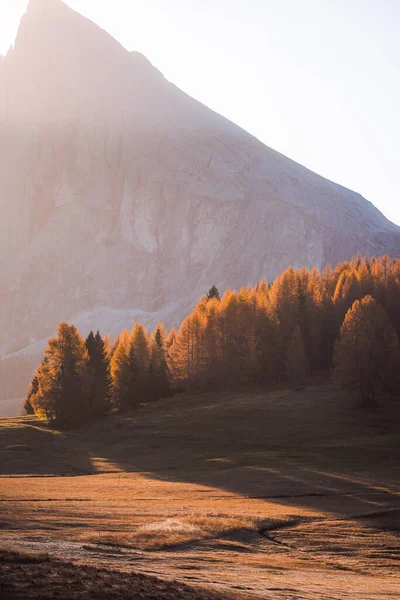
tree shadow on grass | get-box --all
[2,383,400,524]
[0,417,95,477]
[84,383,400,521]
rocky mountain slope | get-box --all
[0,0,399,395]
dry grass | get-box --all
[0,548,235,600]
[81,515,257,551]
[1,382,400,599]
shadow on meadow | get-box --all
[1,382,399,523]
[83,382,400,520]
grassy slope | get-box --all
[0,382,399,599]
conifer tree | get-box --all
[218,292,241,387]
[149,326,171,399]
[201,299,222,388]
[23,373,39,415]
[85,331,112,416]
[110,334,121,359]
[169,313,204,387]
[165,330,177,351]
[131,323,151,401]
[103,334,112,358]
[333,296,400,404]
[26,254,400,414]
[206,285,220,301]
[267,268,301,381]
[31,323,89,426]
[110,331,139,410]
[254,310,279,384]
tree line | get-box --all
[25,255,400,426]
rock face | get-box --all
[0,0,399,391]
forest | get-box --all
[24,254,400,427]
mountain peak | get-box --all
[27,0,64,10]
[4,0,165,124]
[17,0,126,60]
[26,0,67,15]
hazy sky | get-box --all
[1,0,399,225]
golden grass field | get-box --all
[0,383,399,599]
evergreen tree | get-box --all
[23,373,39,415]
[85,330,112,416]
[206,285,220,301]
[333,296,400,404]
[131,323,151,401]
[149,326,171,399]
[31,323,89,427]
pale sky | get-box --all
[1,0,399,225]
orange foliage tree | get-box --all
[333,296,400,404]
[26,255,400,424]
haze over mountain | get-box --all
[0,0,399,393]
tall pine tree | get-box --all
[131,323,151,401]
[149,326,171,400]
[32,323,89,427]
[85,331,112,417]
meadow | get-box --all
[1,382,399,599]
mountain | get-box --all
[0,0,399,397]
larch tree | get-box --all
[169,312,204,387]
[216,292,238,388]
[333,296,400,404]
[103,334,112,358]
[110,334,121,359]
[201,298,222,388]
[23,371,40,415]
[165,329,177,350]
[29,358,53,421]
[254,308,279,385]
[26,254,400,420]
[268,268,302,381]
[32,323,89,427]
[286,325,308,385]
[110,331,139,410]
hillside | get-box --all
[0,0,399,394]
[1,382,399,598]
